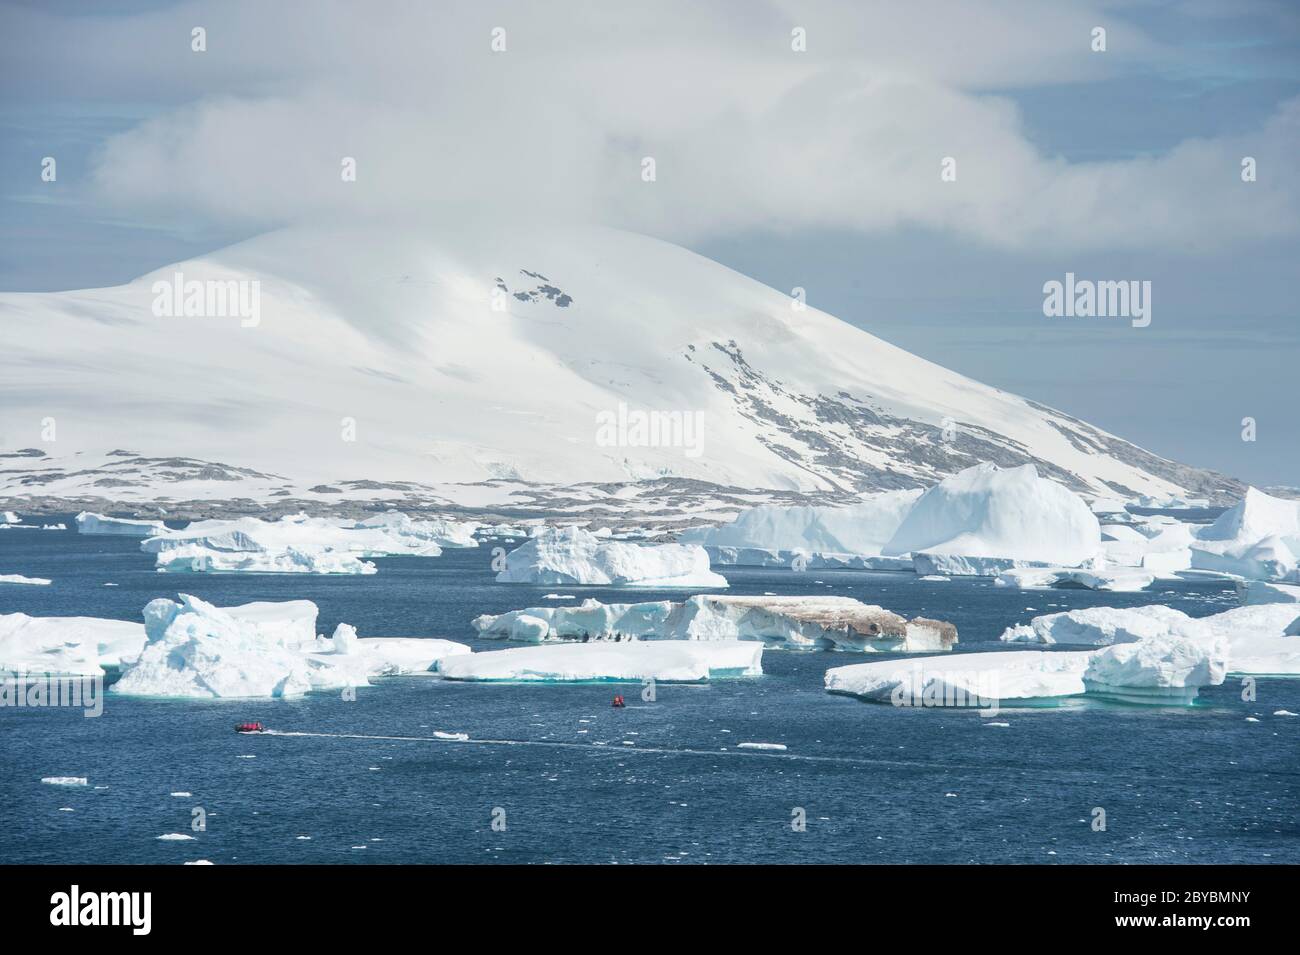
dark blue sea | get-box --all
[2,517,1297,864]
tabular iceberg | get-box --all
[76,511,169,537]
[0,614,146,677]
[880,463,1103,575]
[141,510,479,574]
[825,651,1092,705]
[473,595,956,652]
[438,640,762,682]
[495,527,727,587]
[828,631,1229,707]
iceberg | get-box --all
[438,640,762,682]
[0,614,146,676]
[2,511,19,524]
[112,595,339,698]
[993,567,1156,591]
[1084,632,1228,705]
[141,510,479,574]
[828,632,1228,707]
[472,595,957,652]
[826,651,1092,705]
[495,527,727,587]
[1189,488,1300,581]
[881,464,1102,574]
[678,490,922,564]
[76,511,168,537]
[999,602,1300,677]
[112,596,471,698]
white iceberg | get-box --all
[76,511,168,537]
[141,510,479,574]
[0,613,146,676]
[112,596,472,698]
[1000,605,1193,647]
[1189,488,1300,581]
[1083,632,1228,705]
[993,567,1156,591]
[112,595,341,698]
[438,640,762,682]
[881,464,1102,575]
[41,776,88,786]
[826,651,1092,705]
[2,511,19,524]
[495,527,727,587]
[828,631,1229,707]
[999,602,1300,677]
[472,595,956,652]
[678,490,922,565]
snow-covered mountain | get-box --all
[0,220,1241,518]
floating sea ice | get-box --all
[157,833,195,841]
[736,742,787,751]
[40,777,88,786]
[0,575,51,586]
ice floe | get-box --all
[438,640,762,682]
[0,574,52,586]
[473,595,956,652]
[41,776,88,786]
[495,526,727,587]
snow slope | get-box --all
[0,221,1240,508]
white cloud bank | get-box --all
[7,0,1297,250]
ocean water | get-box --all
[1,518,1297,864]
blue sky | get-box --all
[2,0,1298,485]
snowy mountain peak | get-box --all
[0,222,1241,514]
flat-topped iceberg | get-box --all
[828,631,1229,707]
[495,527,727,587]
[994,567,1156,591]
[1189,488,1300,581]
[473,595,956,652]
[880,464,1102,575]
[438,640,762,682]
[141,510,479,574]
[999,602,1300,677]
[76,511,169,537]
[678,490,922,565]
[826,651,1092,705]
[0,613,146,677]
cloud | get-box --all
[9,0,1298,250]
